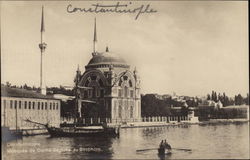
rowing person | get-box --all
[158,140,166,155]
[164,139,172,150]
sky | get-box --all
[1,1,248,97]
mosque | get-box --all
[77,19,141,123]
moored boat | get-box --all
[46,125,119,137]
[25,119,120,137]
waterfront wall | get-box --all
[1,97,61,130]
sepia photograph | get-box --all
[1,0,249,159]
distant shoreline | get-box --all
[118,119,249,128]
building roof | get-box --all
[87,51,127,66]
[1,86,59,100]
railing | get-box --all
[60,116,189,125]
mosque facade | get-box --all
[77,19,141,123]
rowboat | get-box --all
[158,147,172,155]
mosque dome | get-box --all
[86,48,129,69]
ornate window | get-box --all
[118,105,122,118]
[84,90,88,98]
[118,89,122,97]
[130,90,134,98]
[124,86,128,97]
[100,89,104,97]
[129,80,133,87]
[88,89,92,98]
[96,89,100,97]
[118,80,122,86]
[99,79,104,87]
[130,106,133,118]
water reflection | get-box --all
[2,122,249,159]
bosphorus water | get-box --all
[2,122,249,159]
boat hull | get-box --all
[46,126,119,137]
[158,148,172,155]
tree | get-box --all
[235,94,244,105]
[214,92,218,102]
[245,93,249,105]
[207,94,211,100]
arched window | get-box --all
[129,80,133,87]
[118,80,122,86]
[118,106,122,118]
[28,102,31,109]
[85,80,90,86]
[118,89,122,97]
[130,90,134,98]
[124,86,128,97]
[99,79,104,87]
[130,106,133,118]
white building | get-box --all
[1,86,61,130]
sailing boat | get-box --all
[25,67,120,137]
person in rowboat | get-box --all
[158,140,166,155]
[164,139,172,150]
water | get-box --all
[2,122,249,159]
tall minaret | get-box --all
[92,18,97,56]
[39,6,47,95]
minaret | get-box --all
[92,18,97,56]
[39,6,47,95]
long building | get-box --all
[1,85,61,130]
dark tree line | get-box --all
[207,90,249,106]
[141,94,197,117]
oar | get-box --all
[136,148,158,152]
[172,148,192,152]
[136,147,192,152]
